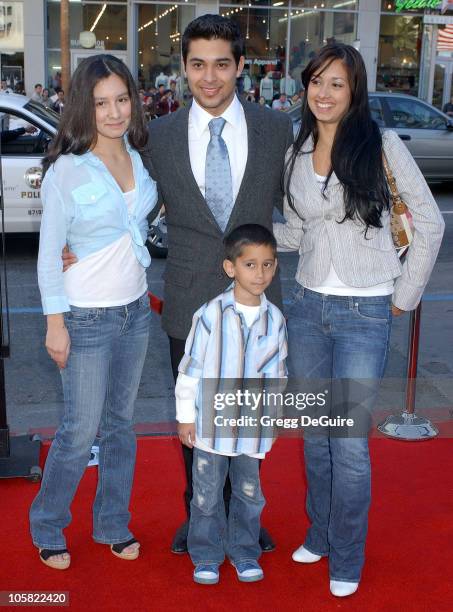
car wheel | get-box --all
[147,216,168,258]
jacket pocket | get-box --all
[359,228,394,251]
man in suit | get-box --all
[143,14,293,554]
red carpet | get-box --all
[1,436,453,611]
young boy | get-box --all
[176,224,288,585]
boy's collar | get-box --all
[221,282,269,315]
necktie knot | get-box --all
[209,117,226,138]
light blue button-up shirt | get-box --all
[37,140,158,314]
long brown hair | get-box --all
[285,43,390,232]
[43,54,147,175]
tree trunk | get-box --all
[60,0,70,93]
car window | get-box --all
[369,97,386,127]
[386,97,447,130]
[0,111,50,156]
[24,100,60,129]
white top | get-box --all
[64,189,147,307]
[309,173,394,297]
[188,95,248,203]
[175,301,263,459]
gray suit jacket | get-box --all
[274,130,445,311]
[142,101,293,339]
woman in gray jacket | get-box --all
[274,43,444,597]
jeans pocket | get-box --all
[353,299,390,323]
[138,291,150,308]
[65,307,100,327]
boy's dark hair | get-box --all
[182,14,244,66]
[224,224,277,262]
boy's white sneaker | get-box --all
[292,544,322,563]
[330,580,359,597]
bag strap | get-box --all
[382,152,407,213]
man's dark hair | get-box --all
[182,14,244,66]
[35,83,42,89]
[224,224,277,262]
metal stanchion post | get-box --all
[378,301,438,440]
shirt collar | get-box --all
[221,282,269,317]
[73,134,133,167]
[190,95,242,139]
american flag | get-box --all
[437,24,453,50]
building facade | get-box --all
[1,0,452,109]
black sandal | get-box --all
[39,548,70,570]
[110,538,140,560]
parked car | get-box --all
[0,93,167,256]
[286,92,453,181]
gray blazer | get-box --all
[142,100,293,339]
[273,130,445,311]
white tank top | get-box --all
[309,173,394,297]
[64,189,148,307]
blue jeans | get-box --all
[287,286,392,582]
[29,293,151,550]
[188,448,265,566]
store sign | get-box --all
[395,0,441,10]
[245,59,279,66]
[70,39,105,50]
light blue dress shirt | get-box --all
[38,139,158,314]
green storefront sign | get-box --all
[395,0,441,11]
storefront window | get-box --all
[221,6,287,101]
[377,15,422,95]
[137,3,196,98]
[0,1,24,92]
[288,10,357,87]
[46,1,127,89]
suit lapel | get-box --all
[171,102,221,231]
[225,101,263,233]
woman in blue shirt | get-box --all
[29,55,157,569]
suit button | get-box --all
[325,214,332,221]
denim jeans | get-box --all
[287,285,392,582]
[30,292,151,550]
[188,448,265,566]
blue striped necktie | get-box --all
[205,117,233,232]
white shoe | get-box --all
[330,580,359,597]
[292,544,322,563]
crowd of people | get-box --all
[26,12,444,601]
[137,78,301,120]
[2,67,302,123]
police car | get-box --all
[0,93,167,256]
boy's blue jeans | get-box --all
[287,285,392,583]
[188,447,265,566]
[29,293,150,550]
